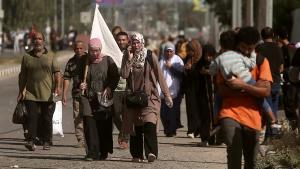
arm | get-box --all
[54,72,62,96]
[209,60,218,76]
[225,78,271,97]
[120,50,133,79]
[62,79,70,106]
[18,56,27,101]
[152,54,173,107]
[52,56,62,96]
[241,51,256,70]
[168,59,184,78]
[104,57,120,98]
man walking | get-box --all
[18,32,61,151]
[114,31,130,149]
[62,41,88,148]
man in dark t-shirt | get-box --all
[276,28,298,128]
[256,27,284,143]
[62,41,88,148]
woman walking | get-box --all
[121,32,172,162]
[80,38,119,161]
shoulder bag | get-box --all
[12,101,27,124]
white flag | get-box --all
[90,4,123,68]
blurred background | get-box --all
[0,0,300,54]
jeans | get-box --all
[265,83,281,138]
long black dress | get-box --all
[197,59,215,143]
[83,56,119,160]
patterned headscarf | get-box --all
[130,32,147,68]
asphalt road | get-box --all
[0,55,227,169]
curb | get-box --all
[0,53,72,80]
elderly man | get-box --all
[18,32,61,151]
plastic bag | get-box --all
[52,101,64,137]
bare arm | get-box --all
[62,79,70,106]
[223,78,271,97]
[18,56,27,101]
[54,72,62,96]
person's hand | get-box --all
[80,82,87,90]
[165,96,173,108]
[62,94,67,106]
[165,60,172,69]
[127,46,133,60]
[200,67,209,75]
[103,87,112,99]
[185,63,192,70]
[54,87,62,96]
[17,93,24,102]
[225,77,246,90]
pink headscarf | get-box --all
[89,38,104,63]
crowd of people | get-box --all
[16,25,300,169]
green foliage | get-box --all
[2,0,91,33]
[273,0,300,36]
[204,0,232,26]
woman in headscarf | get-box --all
[159,42,184,137]
[121,32,172,163]
[183,39,202,138]
[197,44,217,146]
[80,38,120,161]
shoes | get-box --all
[198,141,209,147]
[84,156,93,161]
[43,142,51,150]
[25,141,36,151]
[99,153,108,160]
[118,141,128,149]
[147,153,156,162]
[166,133,176,137]
[74,142,85,148]
[177,124,184,129]
[132,158,142,162]
[187,133,194,139]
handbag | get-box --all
[125,64,149,108]
[12,101,27,124]
[126,91,148,108]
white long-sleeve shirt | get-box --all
[158,54,184,98]
[209,50,256,82]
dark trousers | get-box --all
[24,100,55,143]
[221,118,259,169]
[282,83,300,127]
[130,122,158,159]
[161,96,181,135]
[83,116,113,158]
